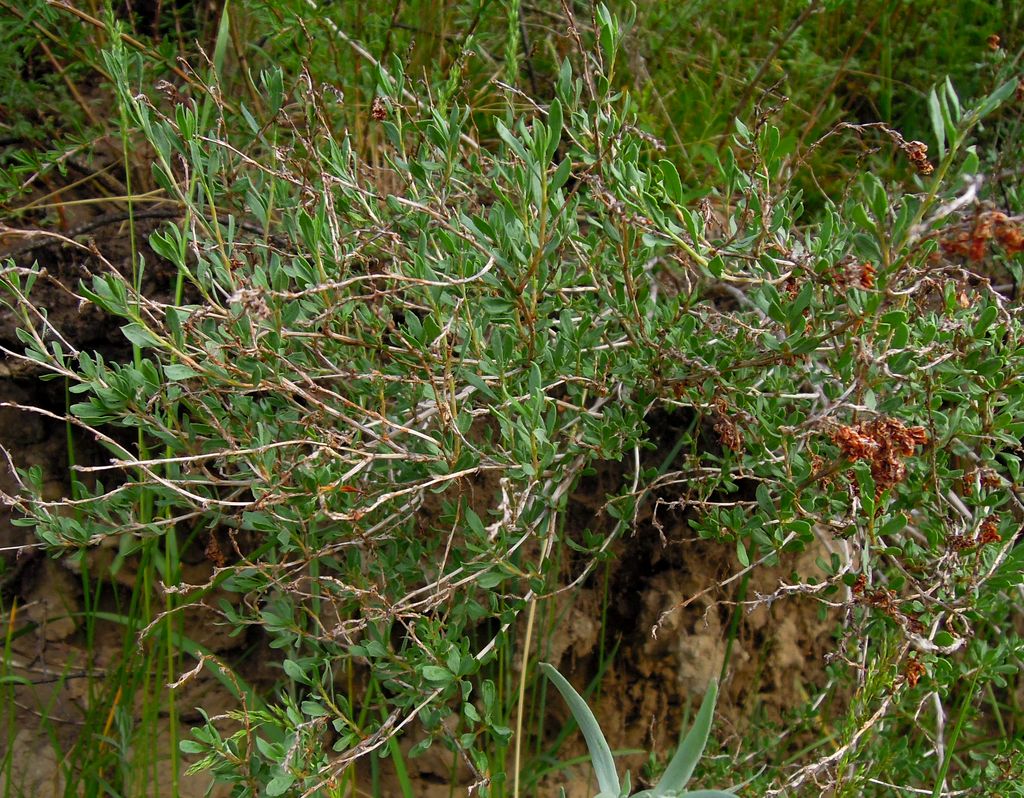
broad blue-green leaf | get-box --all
[678,791,740,797]
[540,662,620,798]
[651,679,720,797]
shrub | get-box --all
[1,4,1023,797]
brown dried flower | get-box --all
[987,33,1001,51]
[904,656,926,688]
[947,533,974,552]
[902,139,934,175]
[978,517,1002,546]
[939,210,1024,261]
[859,262,876,289]
[994,214,1024,255]
[371,96,388,120]
[949,516,1001,553]
[832,425,879,461]
[980,468,1003,489]
[155,79,189,107]
[830,418,928,493]
[712,397,742,451]
[205,533,227,567]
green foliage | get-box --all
[1,2,1023,797]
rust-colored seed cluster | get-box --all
[947,532,975,552]
[940,210,1024,261]
[827,258,878,291]
[712,397,742,451]
[831,418,928,492]
[947,516,1001,552]
[855,584,925,633]
[371,96,388,120]
[979,516,1002,545]
[904,656,926,688]
[902,140,933,175]
[859,262,876,289]
[205,533,227,567]
[832,425,878,461]
[987,33,1001,51]
[975,467,1003,490]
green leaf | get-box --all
[547,99,563,162]
[551,157,573,191]
[660,159,683,204]
[163,363,200,381]
[652,679,720,797]
[421,665,454,684]
[283,659,309,685]
[495,119,528,161]
[928,87,945,160]
[539,662,621,798]
[211,0,231,78]
[476,570,503,589]
[301,700,328,717]
[975,77,1018,120]
[944,77,961,120]
[736,539,749,567]
[733,118,750,142]
[879,514,907,538]
[266,773,294,797]
[121,322,162,349]
[973,304,998,338]
[596,4,616,65]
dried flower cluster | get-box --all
[903,656,926,688]
[831,418,928,492]
[978,516,1002,545]
[855,583,925,634]
[827,258,878,291]
[947,516,1001,553]
[858,262,876,289]
[712,397,743,450]
[940,210,1024,261]
[901,139,933,175]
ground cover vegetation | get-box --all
[1,1,1023,797]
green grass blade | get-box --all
[386,734,415,798]
[212,0,231,78]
